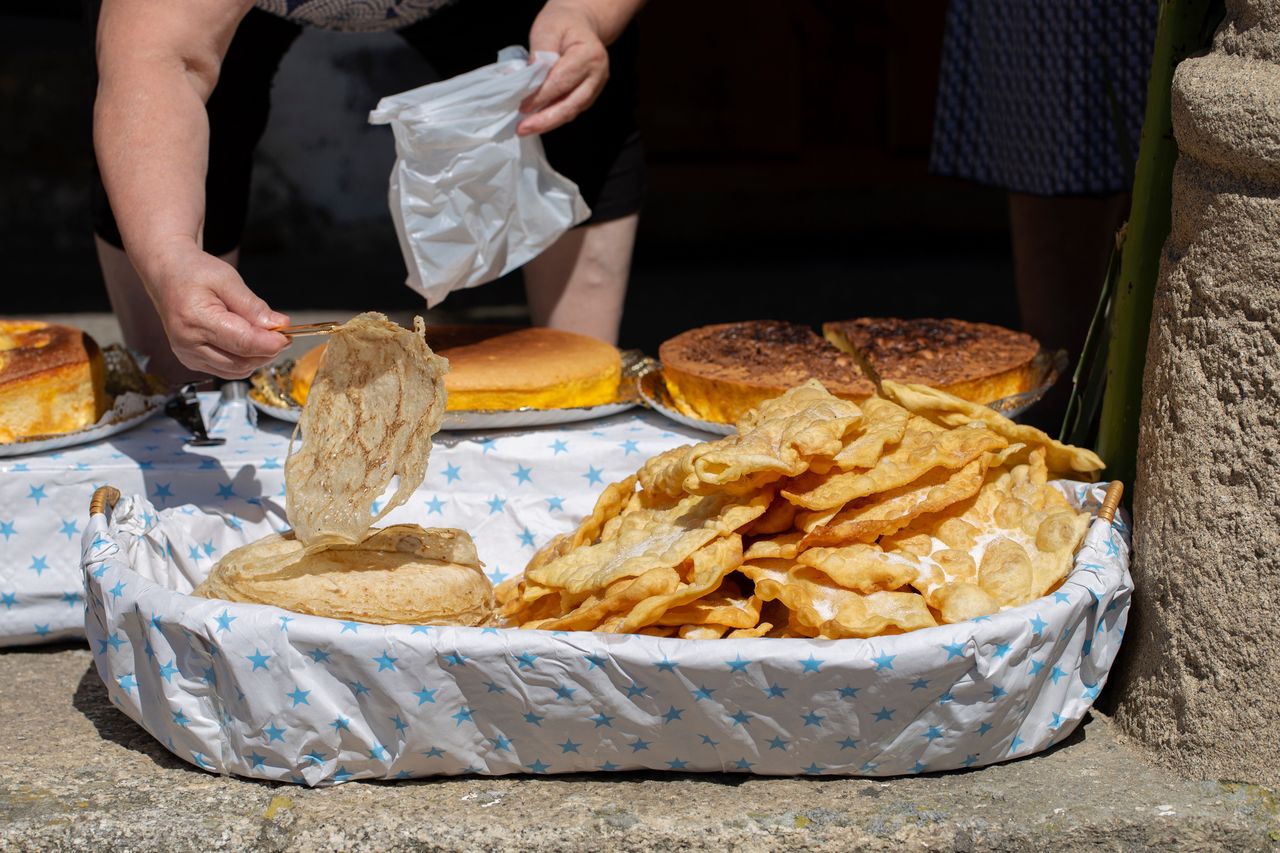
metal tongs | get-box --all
[165,381,226,446]
[273,322,339,338]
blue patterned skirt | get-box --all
[930,0,1159,196]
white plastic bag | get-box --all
[369,47,591,307]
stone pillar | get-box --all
[1111,0,1280,785]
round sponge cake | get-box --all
[290,326,622,411]
[442,327,622,411]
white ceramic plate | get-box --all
[0,395,167,458]
[439,401,637,430]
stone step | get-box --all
[1,648,1276,851]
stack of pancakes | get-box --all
[660,318,1040,424]
[198,313,494,627]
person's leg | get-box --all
[1009,192,1129,428]
[521,213,637,343]
[87,5,300,382]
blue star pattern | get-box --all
[3,403,703,645]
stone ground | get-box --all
[1,646,1276,852]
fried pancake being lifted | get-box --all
[196,312,493,626]
[285,312,448,544]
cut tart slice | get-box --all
[0,320,109,442]
[658,321,874,424]
[822,317,1040,405]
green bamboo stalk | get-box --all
[1094,0,1223,489]
[1060,231,1120,446]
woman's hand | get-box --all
[517,0,613,136]
[146,242,290,378]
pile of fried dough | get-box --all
[497,380,1104,639]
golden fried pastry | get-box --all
[506,378,1103,639]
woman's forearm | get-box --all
[570,0,647,45]
[91,0,289,378]
[93,0,251,292]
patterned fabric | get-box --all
[254,0,456,32]
[0,394,703,647]
[930,0,1159,196]
[83,484,1131,783]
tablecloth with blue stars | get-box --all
[81,482,1131,783]
[1,394,705,646]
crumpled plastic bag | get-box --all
[369,46,591,307]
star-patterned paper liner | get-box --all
[82,482,1130,785]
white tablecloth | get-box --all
[0,395,706,646]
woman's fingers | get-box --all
[518,72,605,136]
[521,40,600,114]
[212,274,290,331]
[206,308,289,360]
[176,342,263,379]
[518,41,608,136]
[519,1,610,137]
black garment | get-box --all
[930,0,1157,196]
[89,0,643,256]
